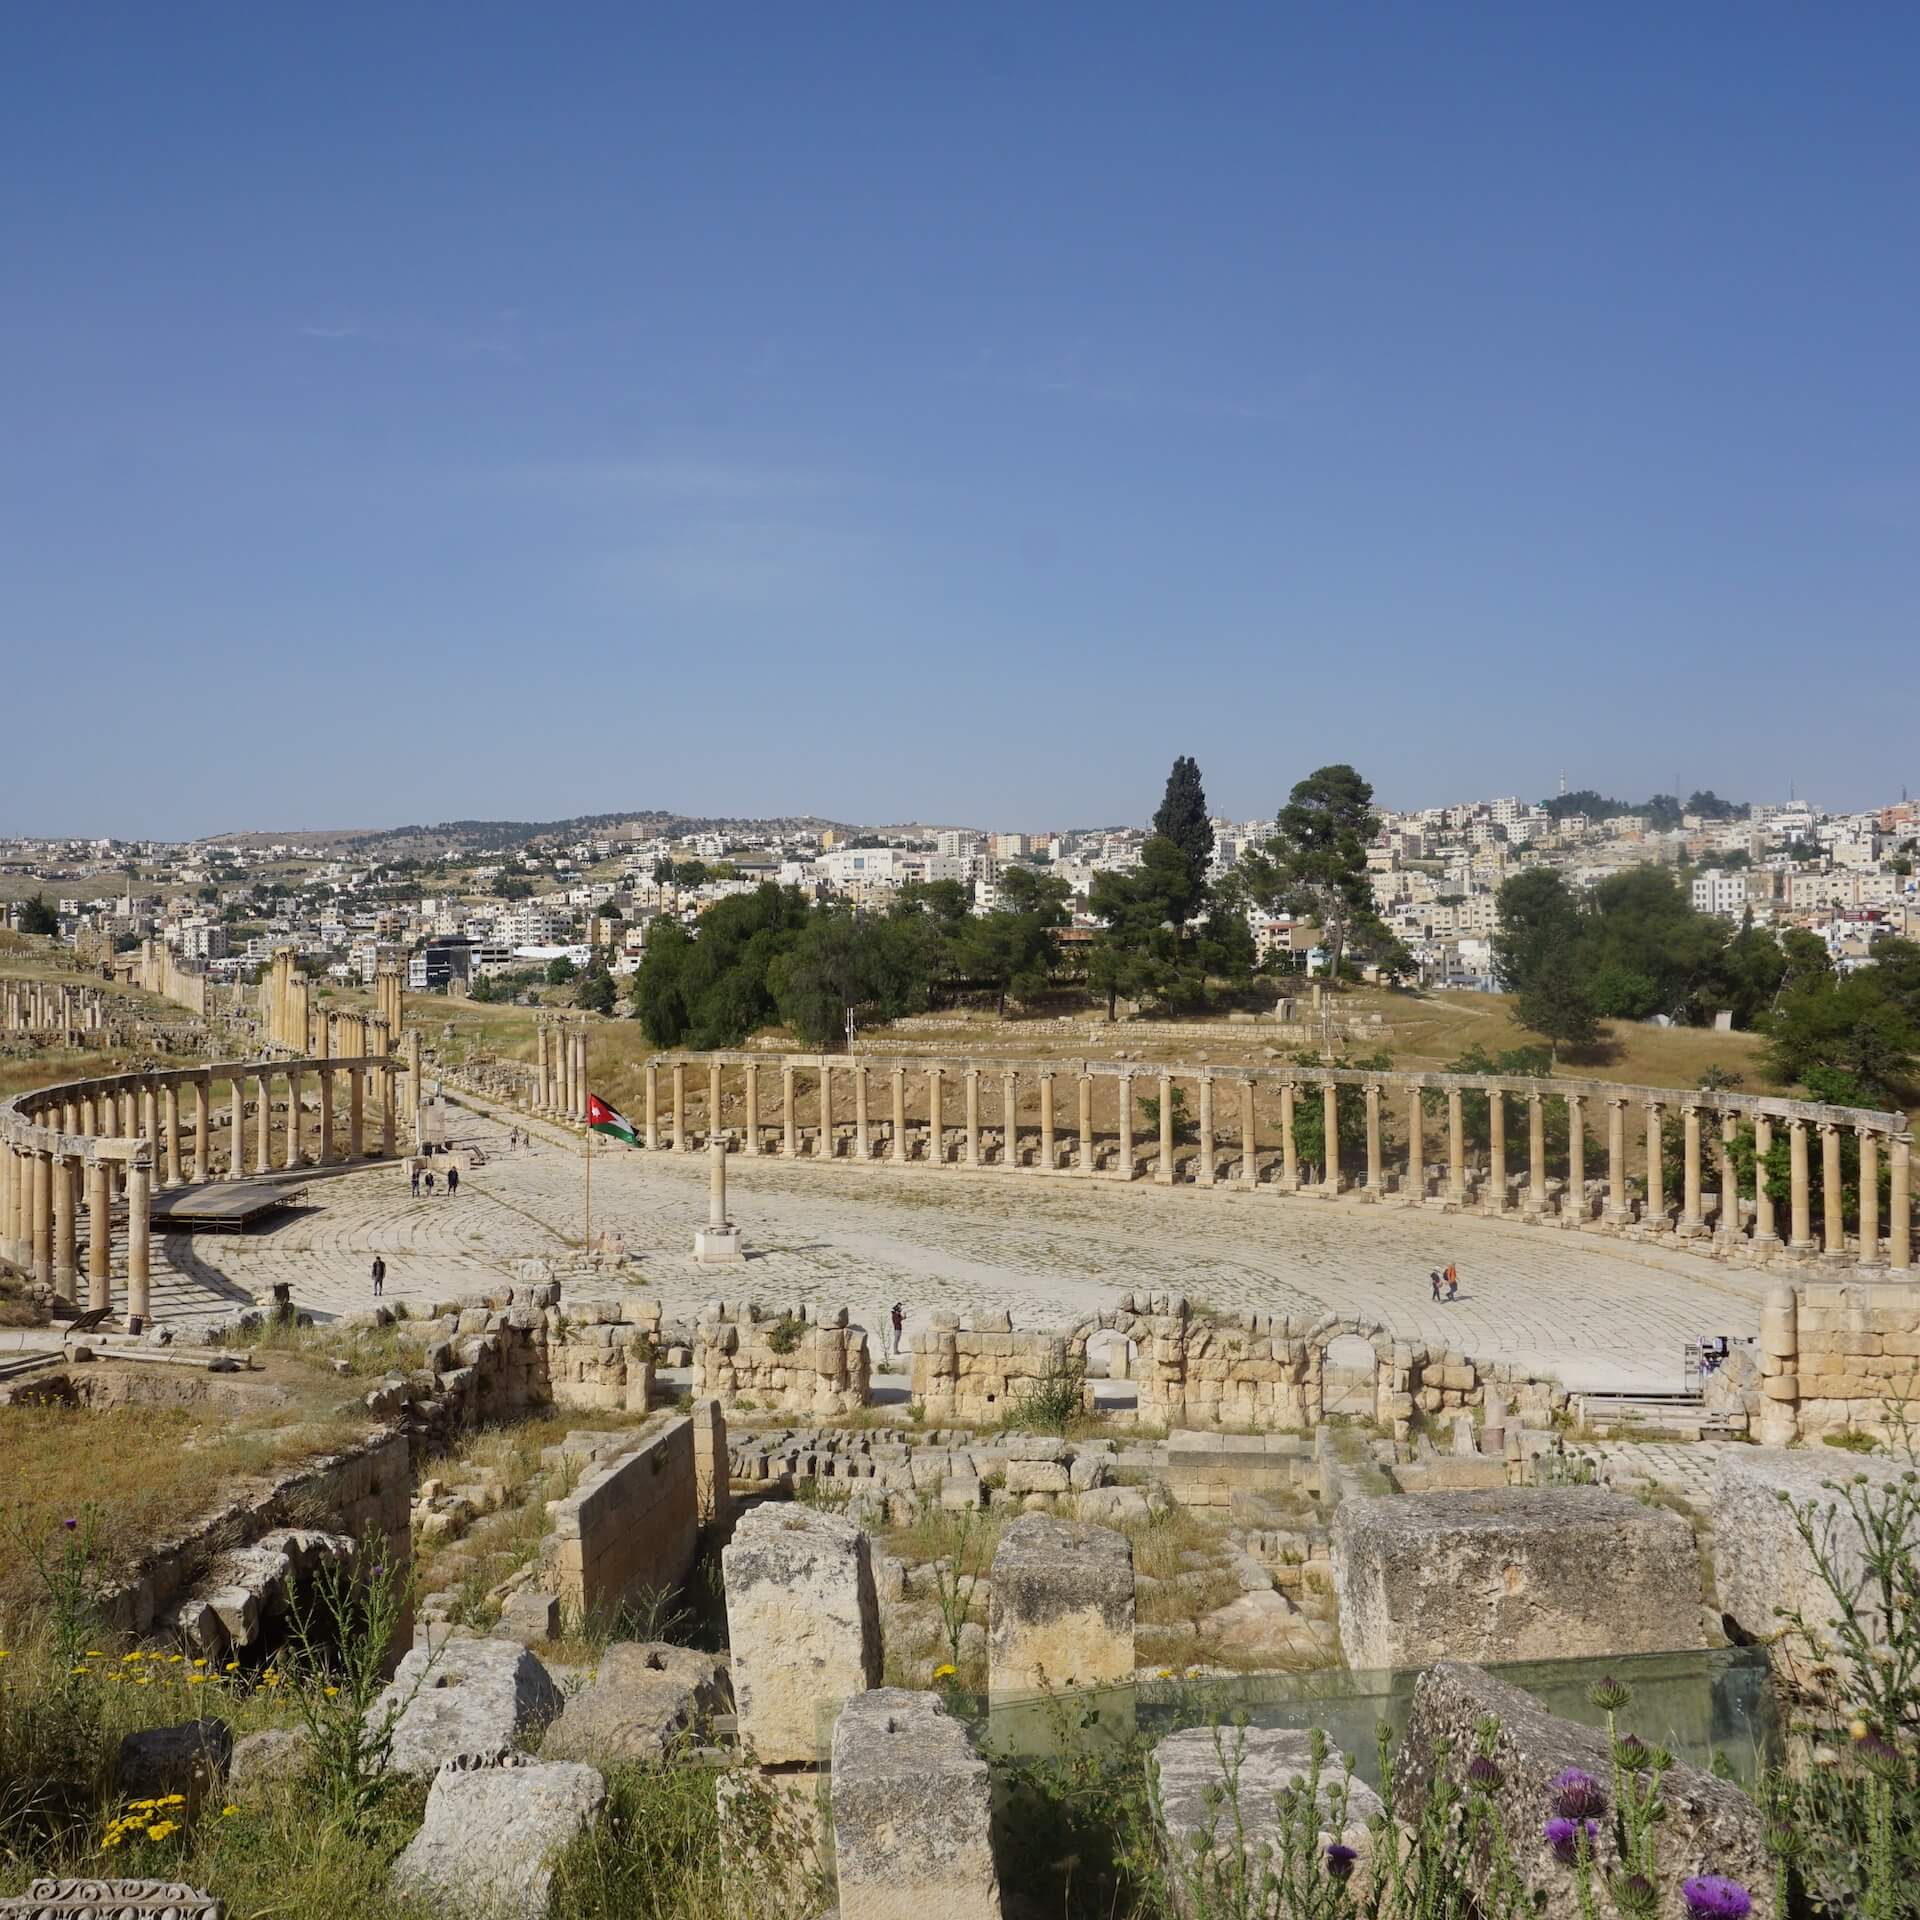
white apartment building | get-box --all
[937,830,983,862]
[1691,869,1749,919]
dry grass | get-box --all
[0,1355,373,1626]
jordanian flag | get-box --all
[587,1093,641,1147]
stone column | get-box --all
[1890,1134,1911,1272]
[673,1063,688,1151]
[1405,1083,1424,1202]
[1789,1119,1813,1251]
[192,1078,210,1183]
[709,1137,728,1227]
[1486,1090,1506,1214]
[709,1062,724,1149]
[1078,1073,1094,1175]
[1446,1088,1465,1206]
[1633,1100,1660,1227]
[317,1064,336,1166]
[1240,1080,1258,1189]
[576,1027,589,1123]
[31,1148,53,1291]
[1195,1074,1216,1187]
[405,1028,422,1129]
[926,1066,942,1164]
[1156,1072,1175,1184]
[891,1067,907,1165]
[1719,1115,1742,1250]
[1039,1071,1056,1171]
[1855,1129,1881,1267]
[1607,1098,1630,1223]
[1752,1114,1778,1245]
[348,1048,365,1160]
[1821,1123,1846,1258]
[86,1158,111,1310]
[381,1058,396,1157]
[1281,1083,1299,1190]
[1115,1073,1134,1181]
[1321,1081,1340,1195]
[162,1083,181,1188]
[1000,1069,1017,1166]
[1526,1093,1546,1215]
[744,1063,760,1156]
[819,1062,834,1159]
[854,1065,870,1161]
[783,1065,798,1158]
[126,1149,151,1327]
[1679,1103,1702,1236]
[965,1069,981,1167]
[1364,1083,1382,1194]
[536,1024,550,1111]
[1566,1094,1584,1222]
[284,1068,303,1170]
[52,1152,76,1301]
[645,1062,661,1150]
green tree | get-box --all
[1241,764,1385,983]
[577,959,617,1016]
[629,919,693,1043]
[1288,1050,1394,1177]
[1765,968,1918,1110]
[1152,754,1215,896]
[545,956,578,986]
[1514,942,1601,1062]
[1491,870,1582,994]
[17,894,59,936]
[954,867,1070,1014]
[1086,836,1203,1017]
[1582,867,1728,1022]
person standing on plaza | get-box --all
[371,1255,385,1298]
[890,1301,905,1356]
[447,1163,460,1199]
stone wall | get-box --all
[94,1430,413,1643]
[1742,1280,1920,1445]
[541,1412,700,1627]
[694,1300,870,1418]
[911,1309,1077,1424]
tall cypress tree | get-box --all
[1153,756,1215,895]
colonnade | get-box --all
[2,978,107,1038]
[633,1052,1914,1276]
[1,1049,412,1325]
[534,1016,590,1124]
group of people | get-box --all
[409,1162,459,1199]
[1429,1263,1460,1302]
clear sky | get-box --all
[4,4,1915,839]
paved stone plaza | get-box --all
[143,1103,1775,1392]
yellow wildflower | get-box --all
[168,1653,184,1664]
[221,1804,238,1817]
[122,1651,141,1663]
[192,1657,206,1667]
[147,1819,179,1841]
[933,1663,957,1680]
[324,1685,339,1697]
[85,1649,102,1657]
[187,1675,207,1686]
[225,1660,240,1672]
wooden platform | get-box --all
[148,1180,304,1233]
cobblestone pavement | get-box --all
[135,1103,1779,1393]
[1586,1441,1748,1504]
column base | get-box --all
[692,1226,745,1265]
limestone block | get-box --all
[988,1515,1134,1698]
[723,1504,880,1765]
[227,1727,309,1794]
[1331,1490,1705,1670]
[1395,1662,1771,1920]
[1712,1449,1919,1683]
[542,1642,730,1767]
[497,1589,561,1646]
[1154,1726,1380,1916]
[392,1754,606,1917]
[375,1638,564,1777]
[1003,1459,1070,1496]
[830,1689,1001,1920]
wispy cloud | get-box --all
[945,348,1321,425]
[483,456,847,505]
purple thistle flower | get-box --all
[1543,1816,1601,1863]
[1323,1843,1357,1881]
[1681,1876,1752,1920]
[1550,1767,1606,1819]
[63,1517,77,1531]
[1466,1755,1503,1790]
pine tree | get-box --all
[1153,756,1215,896]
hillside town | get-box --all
[6,785,1916,1002]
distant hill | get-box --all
[194,811,854,857]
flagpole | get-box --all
[582,1027,593,1255]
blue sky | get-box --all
[3,4,1914,838]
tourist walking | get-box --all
[1445,1262,1459,1302]
[410,1164,420,1198]
[371,1255,386,1299]
[423,1170,435,1195]
[1430,1269,1443,1303]
[890,1301,905,1356]
[446,1164,459,1199]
